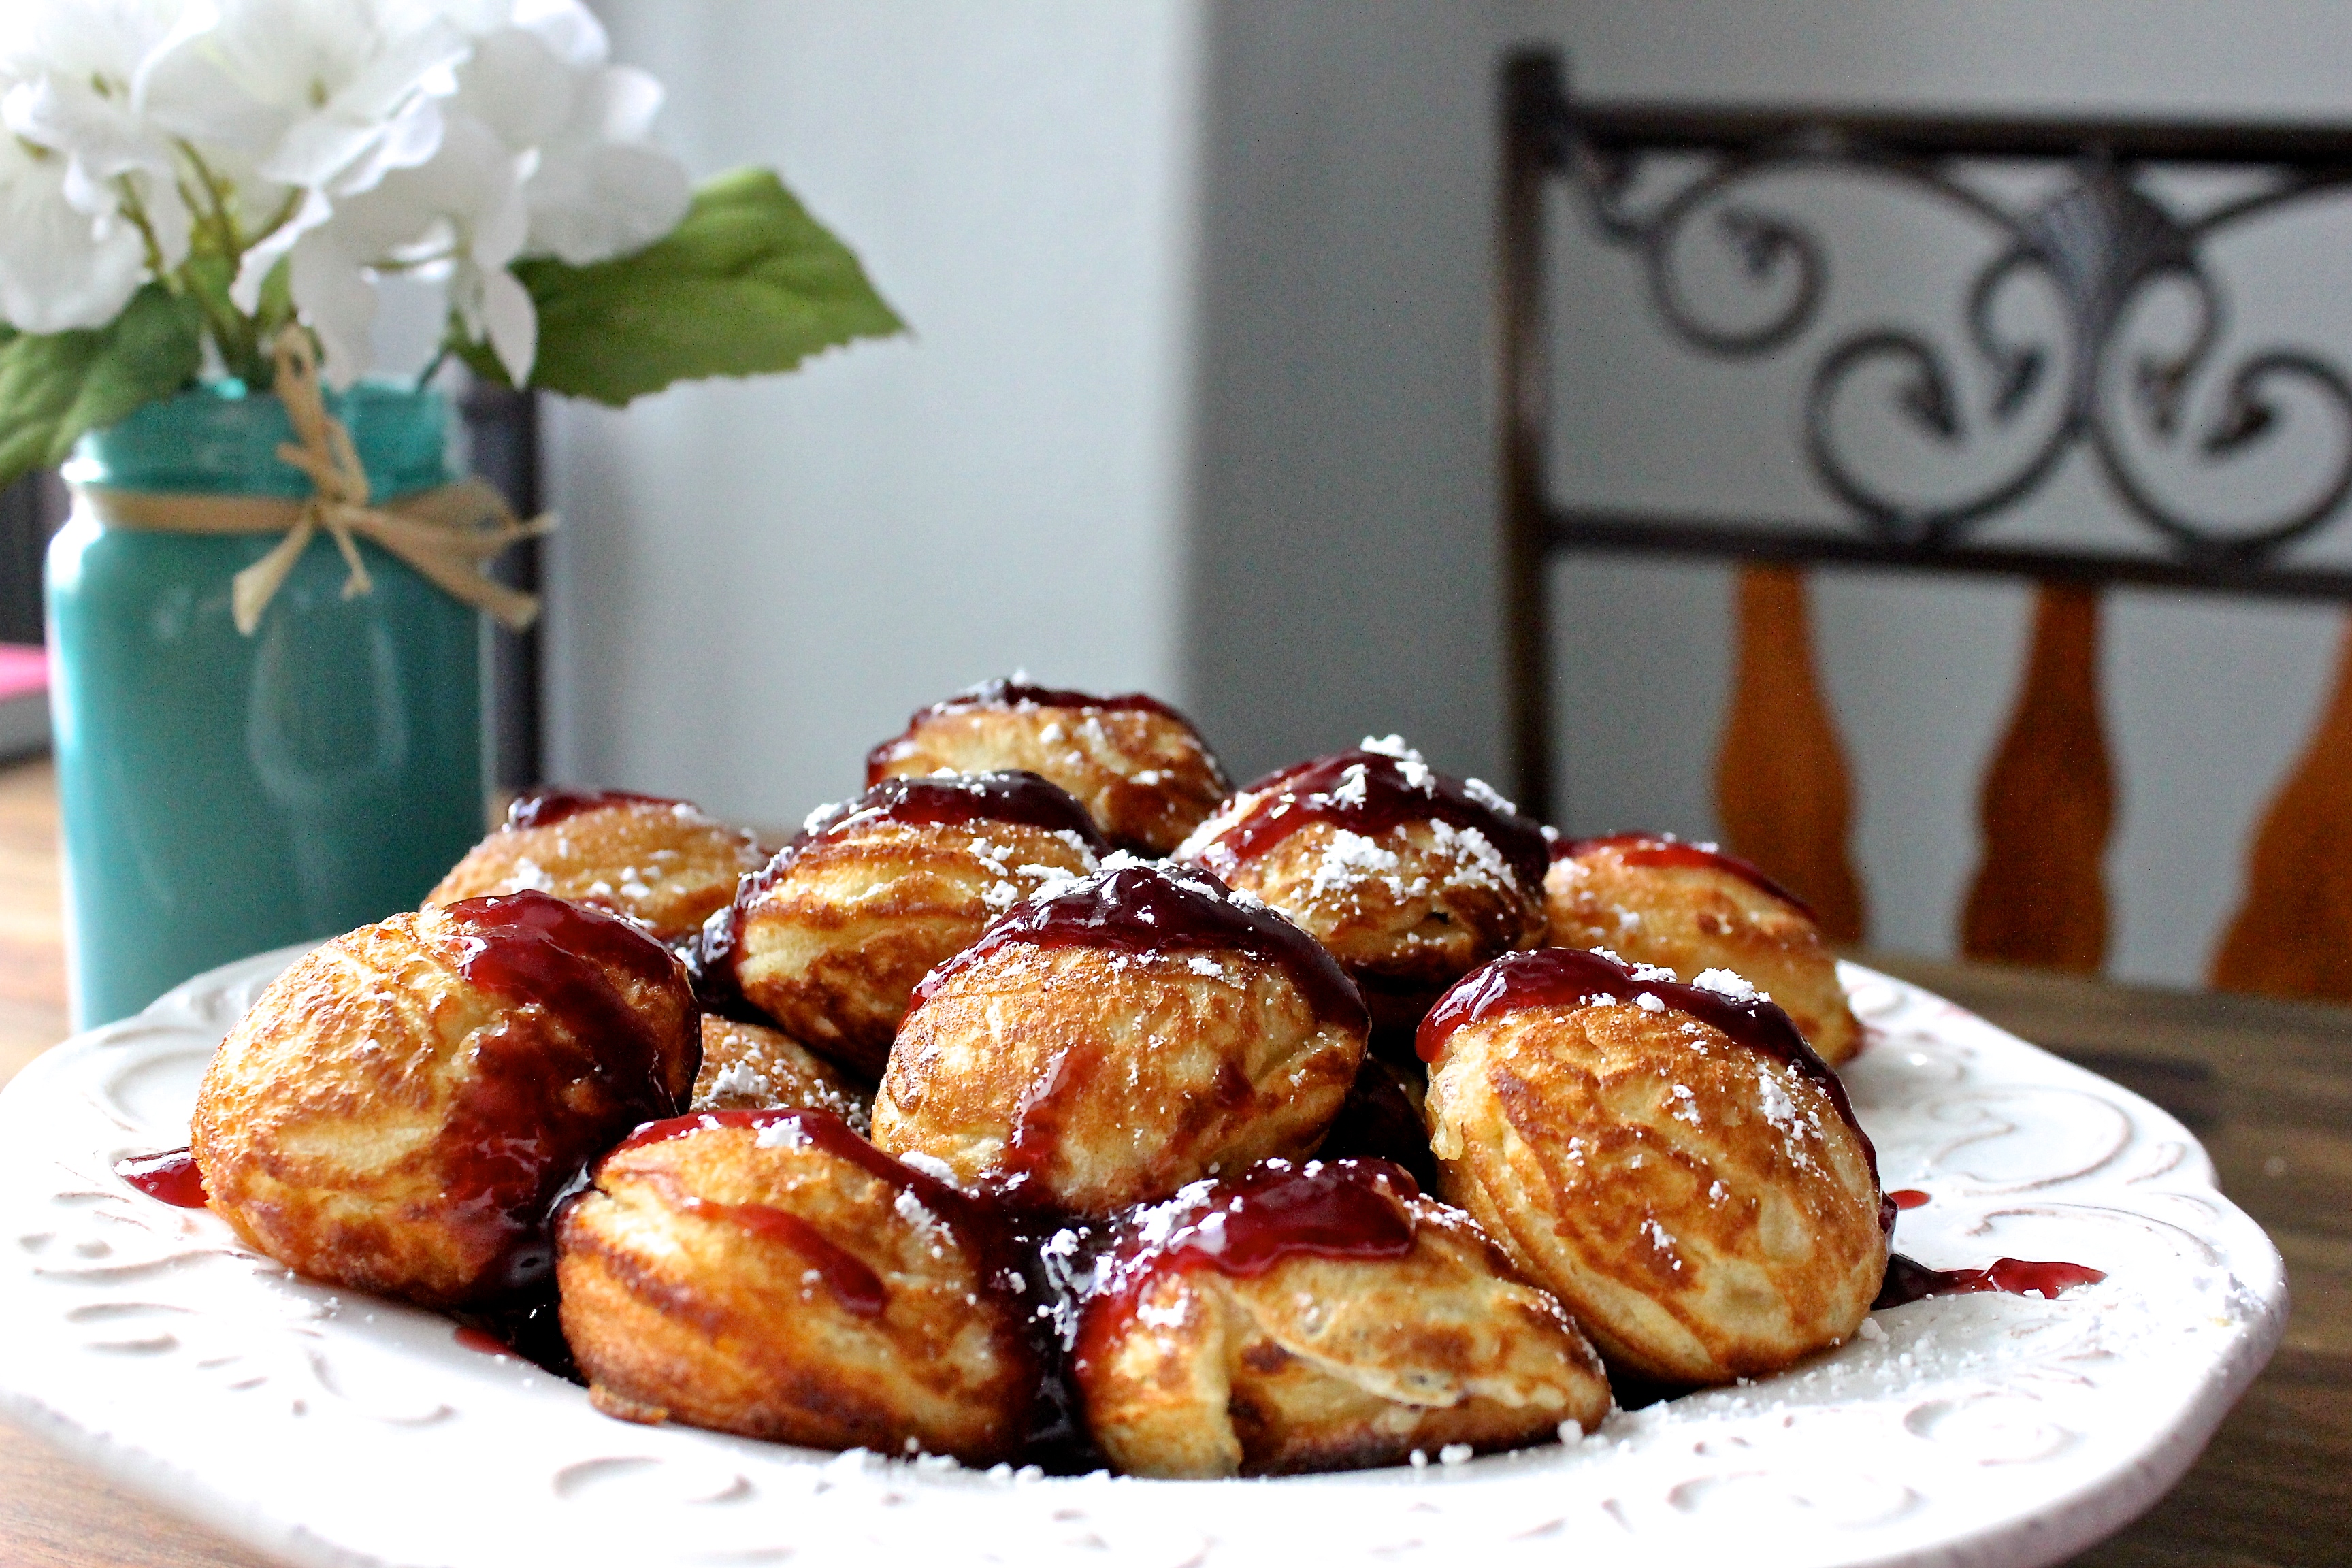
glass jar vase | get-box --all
[45,381,487,1026]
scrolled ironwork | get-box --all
[1561,122,2352,564]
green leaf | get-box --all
[0,285,204,491]
[460,167,906,406]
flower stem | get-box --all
[166,141,275,385]
[113,183,169,279]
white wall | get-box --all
[1180,2,1533,789]
[544,2,1204,829]
[544,1,2352,984]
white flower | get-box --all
[444,0,687,264]
[0,123,150,331]
[0,0,192,324]
[139,0,473,315]
[290,110,532,382]
[1,0,191,247]
[280,0,686,382]
[0,0,689,376]
[140,0,463,195]
[515,63,686,263]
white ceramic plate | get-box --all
[0,953,2285,1568]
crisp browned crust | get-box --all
[870,945,1363,1215]
[1545,847,1861,1065]
[732,818,1097,1077]
[556,1119,1036,1463]
[427,800,766,943]
[693,1015,873,1130]
[1179,806,1544,1032]
[189,907,698,1307]
[1075,1196,1610,1477]
[870,706,1225,855]
[1424,999,1884,1385]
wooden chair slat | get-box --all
[2211,615,2352,1001]
[1961,584,2114,972]
[1716,565,1867,942]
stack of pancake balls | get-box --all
[181,677,1889,1476]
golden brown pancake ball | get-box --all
[1176,738,1548,1043]
[1545,833,1861,1066]
[1067,1158,1610,1477]
[427,788,767,945]
[866,677,1229,855]
[556,1109,1036,1463]
[1418,948,1887,1386]
[700,772,1106,1077]
[870,858,1367,1216]
[693,1015,873,1132]
[191,891,700,1307]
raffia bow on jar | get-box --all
[71,331,551,636]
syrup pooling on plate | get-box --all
[692,771,1106,1007]
[1556,832,1816,920]
[451,1293,580,1380]
[434,890,693,1294]
[1416,946,1886,1222]
[1875,1253,2107,1309]
[910,859,1368,1032]
[117,1147,208,1207]
[504,787,681,832]
[1872,1189,2107,1307]
[1191,747,1548,893]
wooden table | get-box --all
[0,756,2345,1567]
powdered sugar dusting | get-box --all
[1308,827,1403,896]
[892,1186,945,1243]
[1428,819,1516,892]
[708,1061,772,1100]
[1463,776,1517,815]
[754,1118,811,1152]
[897,1151,959,1186]
[1752,1066,1825,1171]
[1358,734,1434,791]
[1693,968,1761,1002]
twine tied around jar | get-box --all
[74,327,554,636]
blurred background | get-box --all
[15,1,2352,990]
[3,11,2350,1558]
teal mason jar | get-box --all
[46,382,487,1026]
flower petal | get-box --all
[475,261,535,384]
[289,228,379,387]
[0,137,149,332]
[527,140,686,264]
